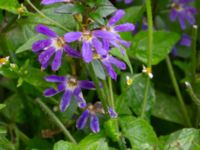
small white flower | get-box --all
[126,75,133,86]
[142,65,153,79]
[0,56,9,67]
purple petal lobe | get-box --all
[109,56,126,70]
[108,10,125,26]
[76,109,90,129]
[41,0,69,5]
[51,50,63,71]
[108,107,118,118]
[102,61,117,80]
[73,88,87,108]
[92,38,107,55]
[114,23,135,32]
[93,30,116,40]
[180,34,191,47]
[45,75,65,82]
[82,41,93,63]
[60,90,73,112]
[64,32,82,43]
[35,24,57,37]
[43,88,58,97]
[32,39,51,52]
[90,115,100,133]
[78,80,95,89]
[64,45,81,58]
[38,47,55,65]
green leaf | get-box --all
[92,60,106,80]
[95,0,116,17]
[54,140,80,150]
[104,119,120,142]
[119,6,145,23]
[89,12,105,25]
[16,34,45,54]
[0,137,15,150]
[120,117,159,150]
[152,92,185,125]
[0,0,19,14]
[130,31,180,65]
[161,128,200,150]
[79,133,109,150]
[0,104,6,110]
[55,4,85,15]
[117,73,155,118]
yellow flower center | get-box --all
[54,37,65,50]
[67,76,78,89]
[126,76,133,86]
[146,67,152,74]
[82,31,92,41]
[0,57,9,66]
[171,3,183,12]
[93,53,101,59]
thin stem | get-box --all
[191,25,198,87]
[108,77,114,108]
[89,64,107,112]
[26,0,70,32]
[140,0,153,118]
[146,0,153,67]
[166,56,192,127]
[35,98,77,143]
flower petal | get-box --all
[51,50,63,71]
[90,114,100,133]
[92,38,107,55]
[108,56,126,70]
[60,90,73,112]
[64,45,81,58]
[41,0,69,5]
[76,109,90,129]
[108,9,125,26]
[93,30,116,40]
[32,39,52,52]
[114,23,135,32]
[102,61,117,80]
[64,32,82,43]
[38,47,55,65]
[73,87,87,108]
[78,80,96,89]
[108,107,118,118]
[45,75,65,82]
[35,24,57,37]
[180,34,191,47]
[170,9,177,22]
[43,88,58,97]
[178,14,186,29]
[82,41,93,63]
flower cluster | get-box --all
[169,0,197,29]
[32,1,135,133]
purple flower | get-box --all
[102,10,135,54]
[41,0,72,5]
[64,30,116,63]
[116,0,133,4]
[108,107,118,118]
[43,75,96,112]
[171,33,192,56]
[32,24,80,71]
[170,0,197,29]
[76,109,100,133]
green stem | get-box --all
[108,78,114,108]
[89,64,107,112]
[26,0,70,32]
[35,98,77,143]
[16,128,30,144]
[166,56,192,127]
[191,25,198,87]
[140,0,153,118]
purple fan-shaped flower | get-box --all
[101,9,135,54]
[76,109,100,133]
[32,24,80,71]
[64,30,116,63]
[170,0,197,29]
[43,75,96,112]
[116,0,133,4]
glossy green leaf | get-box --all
[79,133,109,150]
[116,73,155,118]
[161,128,200,150]
[0,104,6,110]
[53,140,80,150]
[95,0,116,17]
[0,0,19,14]
[104,119,120,142]
[92,60,106,80]
[130,31,180,65]
[55,4,84,15]
[152,92,185,125]
[120,117,159,150]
